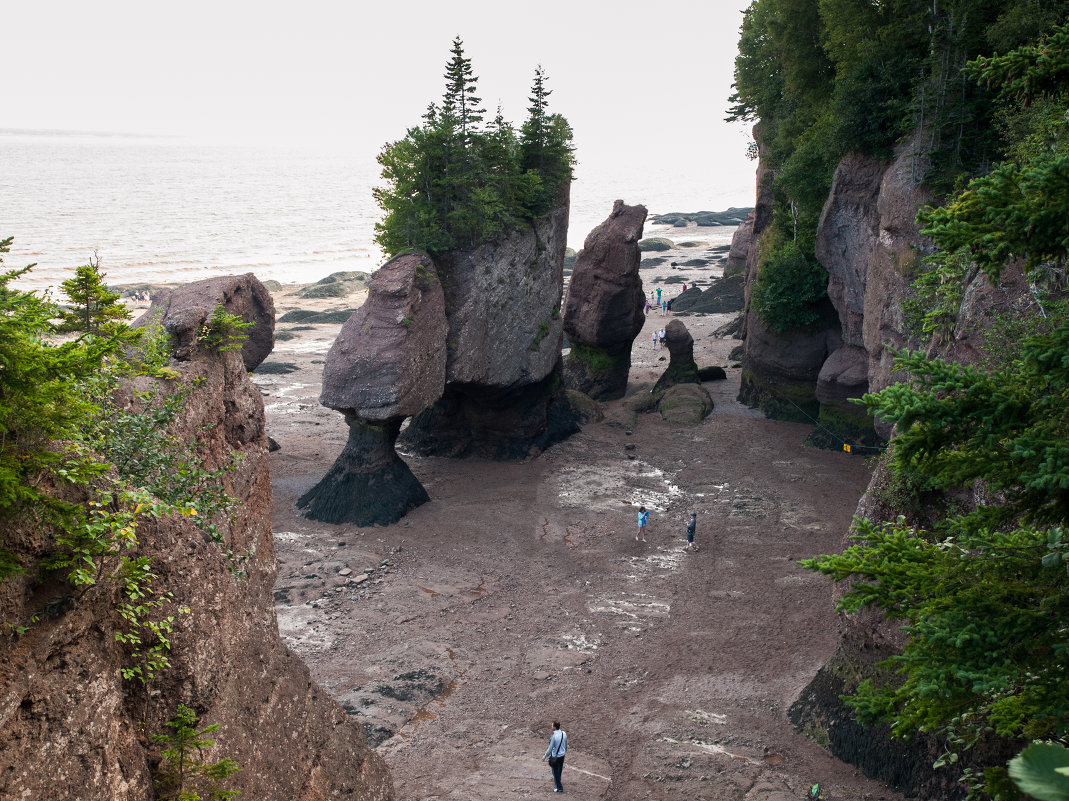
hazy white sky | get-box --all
[5,0,756,203]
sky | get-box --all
[4,0,757,205]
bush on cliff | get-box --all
[0,241,243,679]
[751,240,829,333]
[374,38,574,258]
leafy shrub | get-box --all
[197,304,253,353]
[751,241,828,332]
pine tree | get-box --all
[441,36,484,147]
[56,253,130,335]
[520,67,574,215]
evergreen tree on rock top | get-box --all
[374,39,574,258]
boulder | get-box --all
[658,383,714,425]
[301,254,447,525]
[565,389,605,425]
[815,345,869,408]
[697,365,727,382]
[135,273,276,371]
[651,320,700,395]
[562,200,648,400]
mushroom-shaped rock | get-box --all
[562,200,648,400]
[299,253,448,526]
[652,319,700,395]
[135,273,276,370]
[319,253,448,421]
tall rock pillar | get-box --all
[562,200,648,400]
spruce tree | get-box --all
[56,254,130,335]
[441,36,484,147]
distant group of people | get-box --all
[644,284,692,317]
[651,327,667,348]
[130,290,150,303]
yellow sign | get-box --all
[843,443,852,453]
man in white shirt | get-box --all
[541,720,567,792]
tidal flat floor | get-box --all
[259,226,896,801]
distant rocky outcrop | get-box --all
[562,200,648,400]
[136,272,275,371]
[670,273,745,314]
[1,286,392,800]
[649,208,754,227]
[399,194,579,459]
[298,253,448,525]
[297,270,370,299]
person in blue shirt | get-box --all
[542,721,568,793]
[637,506,649,542]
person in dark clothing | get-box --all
[542,721,568,792]
[686,511,696,550]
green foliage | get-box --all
[900,248,975,343]
[55,254,131,335]
[374,40,574,257]
[153,704,241,801]
[865,331,1069,529]
[197,304,253,353]
[1,243,245,684]
[0,238,115,525]
[803,516,1069,744]
[1009,742,1069,801]
[751,240,829,332]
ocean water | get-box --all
[2,130,750,292]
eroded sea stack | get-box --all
[399,195,579,459]
[0,277,392,801]
[562,200,648,400]
[297,253,447,526]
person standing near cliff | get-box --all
[542,721,568,793]
[686,511,697,550]
[637,506,649,542]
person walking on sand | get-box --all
[542,721,568,793]
[656,288,662,305]
[652,330,658,349]
[661,298,667,316]
[637,506,649,542]
[686,511,697,550]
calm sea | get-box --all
[2,130,749,292]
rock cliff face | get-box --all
[400,194,579,459]
[738,135,841,424]
[562,200,648,400]
[734,134,1038,794]
[0,285,392,801]
[299,253,448,526]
